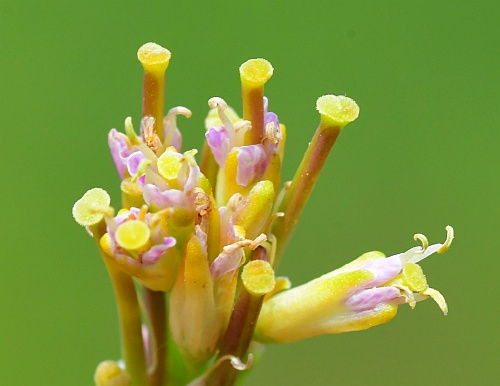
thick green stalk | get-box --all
[103,256,148,386]
[144,288,167,386]
[273,124,341,264]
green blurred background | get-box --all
[1,1,498,385]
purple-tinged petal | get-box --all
[345,287,401,312]
[183,159,202,193]
[170,128,183,152]
[108,129,129,178]
[210,248,245,279]
[356,255,403,287]
[143,184,188,209]
[236,145,267,187]
[264,111,280,131]
[127,151,145,176]
[142,237,177,264]
[206,126,231,167]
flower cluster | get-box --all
[73,43,454,386]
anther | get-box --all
[141,116,162,151]
[131,158,152,183]
[437,225,454,253]
[163,106,192,148]
[392,284,417,309]
[421,288,448,315]
[234,120,252,133]
[413,233,429,254]
[124,116,140,145]
[264,122,282,144]
[208,97,234,134]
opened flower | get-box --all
[72,42,454,386]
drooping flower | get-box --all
[255,226,454,343]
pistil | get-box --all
[239,59,273,145]
[138,42,171,143]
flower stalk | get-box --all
[273,95,359,263]
[143,288,167,386]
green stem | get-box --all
[103,256,148,386]
[206,247,267,386]
[144,288,167,386]
[273,123,342,265]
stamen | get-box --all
[249,233,267,249]
[227,193,244,212]
[267,212,285,238]
[218,234,267,267]
[186,354,253,386]
[144,168,169,190]
[141,116,162,151]
[138,205,149,222]
[208,97,234,134]
[194,188,211,217]
[264,122,282,144]
[162,106,192,148]
[124,116,140,145]
[437,225,454,253]
[182,149,198,166]
[208,96,228,110]
[149,208,172,234]
[263,276,292,302]
[392,284,416,309]
[267,213,284,267]
[234,120,252,133]
[421,288,448,315]
[413,233,429,254]
[131,158,152,183]
[273,182,291,215]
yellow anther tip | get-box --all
[239,58,274,86]
[115,220,151,251]
[242,260,276,296]
[316,95,359,127]
[137,42,171,69]
[438,225,454,253]
[72,188,111,227]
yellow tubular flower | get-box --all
[255,227,453,343]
